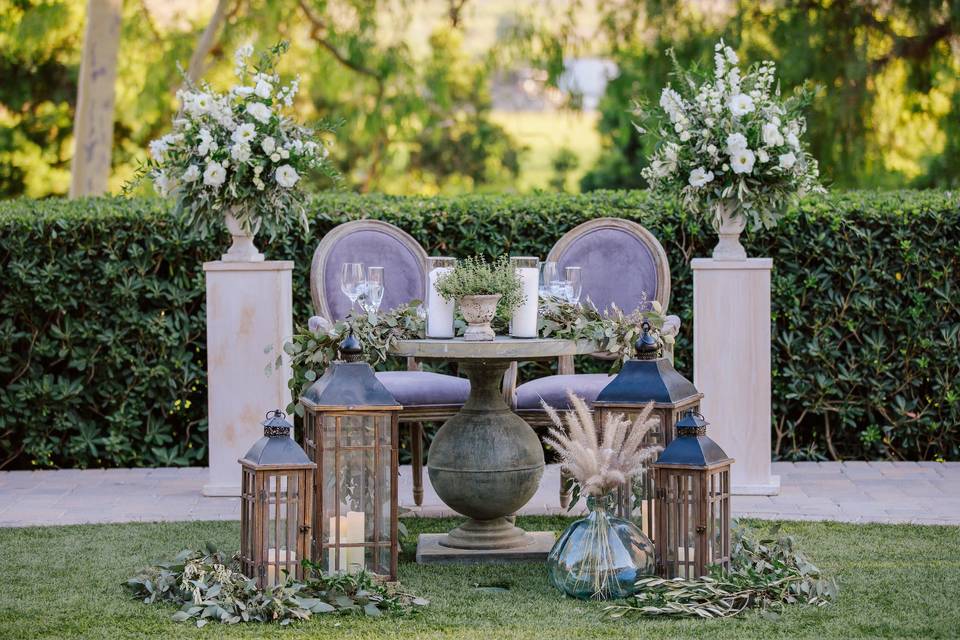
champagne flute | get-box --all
[340,262,364,311]
[540,261,559,298]
[564,266,582,305]
[364,266,385,315]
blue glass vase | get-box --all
[547,493,655,600]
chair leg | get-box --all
[559,468,573,509]
[411,422,424,507]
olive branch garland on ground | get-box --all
[126,544,428,627]
[605,523,839,619]
[269,296,669,415]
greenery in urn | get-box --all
[635,39,823,229]
[433,255,525,313]
[130,41,339,237]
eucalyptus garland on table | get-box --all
[272,297,668,414]
[126,545,427,627]
[605,523,838,619]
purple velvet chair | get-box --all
[502,217,681,506]
[309,219,470,506]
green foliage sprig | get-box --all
[605,523,838,619]
[434,255,525,313]
[125,544,427,627]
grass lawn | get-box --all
[0,516,957,639]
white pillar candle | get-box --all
[510,266,539,338]
[345,510,366,573]
[427,266,455,338]
[266,548,296,585]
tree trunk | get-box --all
[69,0,123,198]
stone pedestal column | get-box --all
[203,261,293,496]
[692,258,780,495]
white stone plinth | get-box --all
[692,258,780,496]
[203,261,293,496]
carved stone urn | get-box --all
[459,294,501,341]
[222,206,264,262]
[711,199,747,261]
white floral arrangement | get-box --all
[635,40,823,229]
[139,42,338,235]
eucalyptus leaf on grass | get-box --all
[125,546,427,627]
[606,523,838,619]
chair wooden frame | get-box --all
[501,217,679,507]
[310,219,464,506]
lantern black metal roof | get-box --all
[300,334,401,409]
[656,411,733,468]
[239,410,314,467]
[595,323,699,405]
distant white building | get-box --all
[491,58,619,112]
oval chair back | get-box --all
[310,219,429,321]
[546,217,671,316]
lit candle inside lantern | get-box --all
[426,259,455,338]
[510,257,539,338]
[266,548,296,585]
[328,512,366,574]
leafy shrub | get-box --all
[0,190,956,469]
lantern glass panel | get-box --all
[263,473,302,585]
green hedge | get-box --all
[1,190,957,469]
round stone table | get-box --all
[390,337,596,553]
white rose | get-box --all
[688,167,715,188]
[787,132,800,149]
[722,163,730,171]
[679,130,691,142]
[280,148,289,159]
[232,123,256,144]
[757,149,769,163]
[728,93,754,117]
[203,161,227,188]
[253,165,263,175]
[731,148,756,174]
[182,165,201,182]
[778,152,797,169]
[234,86,254,98]
[254,79,272,99]
[706,144,718,156]
[762,122,784,147]
[230,143,251,163]
[725,132,748,153]
[274,164,299,188]
[270,152,281,162]
[245,102,271,124]
[261,136,276,154]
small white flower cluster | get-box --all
[146,43,335,233]
[638,40,823,228]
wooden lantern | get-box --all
[300,334,401,579]
[653,411,733,579]
[593,322,702,538]
[239,409,316,589]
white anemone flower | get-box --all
[274,164,300,188]
[728,93,755,117]
[203,161,227,188]
[245,102,272,124]
[688,167,715,188]
[731,148,756,174]
[725,132,748,153]
[778,152,797,169]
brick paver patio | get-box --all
[1,462,957,528]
